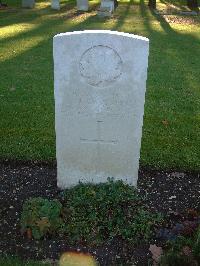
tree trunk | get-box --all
[148,0,156,9]
[187,0,198,9]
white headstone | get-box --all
[53,30,149,188]
[77,0,89,11]
[98,0,114,16]
[51,0,60,10]
[22,0,35,8]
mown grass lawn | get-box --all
[0,0,200,170]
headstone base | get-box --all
[97,7,112,17]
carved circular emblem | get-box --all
[79,45,122,87]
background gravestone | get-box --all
[53,30,149,188]
[77,0,89,11]
[51,0,60,10]
[22,0,35,8]
[98,0,115,17]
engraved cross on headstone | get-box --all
[80,120,118,173]
[80,120,118,145]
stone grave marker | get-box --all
[98,0,114,17]
[53,30,149,188]
[22,0,35,8]
[77,0,89,11]
[51,0,60,10]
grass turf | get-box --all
[0,0,200,170]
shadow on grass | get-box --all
[112,0,135,30]
[137,0,200,169]
[160,0,199,11]
[0,0,99,50]
[0,0,106,159]
[159,0,188,10]
[0,0,200,168]
[0,0,76,27]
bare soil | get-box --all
[0,160,199,265]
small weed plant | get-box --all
[20,197,63,239]
[159,226,200,266]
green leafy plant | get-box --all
[0,255,50,266]
[159,226,200,266]
[193,225,200,260]
[20,197,64,240]
[62,179,162,245]
[20,181,162,245]
[159,250,196,266]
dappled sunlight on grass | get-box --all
[0,36,45,62]
[0,23,38,40]
[0,0,199,169]
[158,0,191,12]
[0,3,102,62]
[34,1,51,10]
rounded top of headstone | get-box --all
[79,45,122,87]
[54,30,149,43]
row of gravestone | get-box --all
[22,0,116,16]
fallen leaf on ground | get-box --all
[27,228,32,239]
[59,252,98,266]
[162,120,169,126]
[182,246,192,256]
[149,244,163,266]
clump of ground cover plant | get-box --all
[158,229,200,266]
[20,180,162,245]
[62,179,162,245]
[149,209,200,266]
[21,197,64,239]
